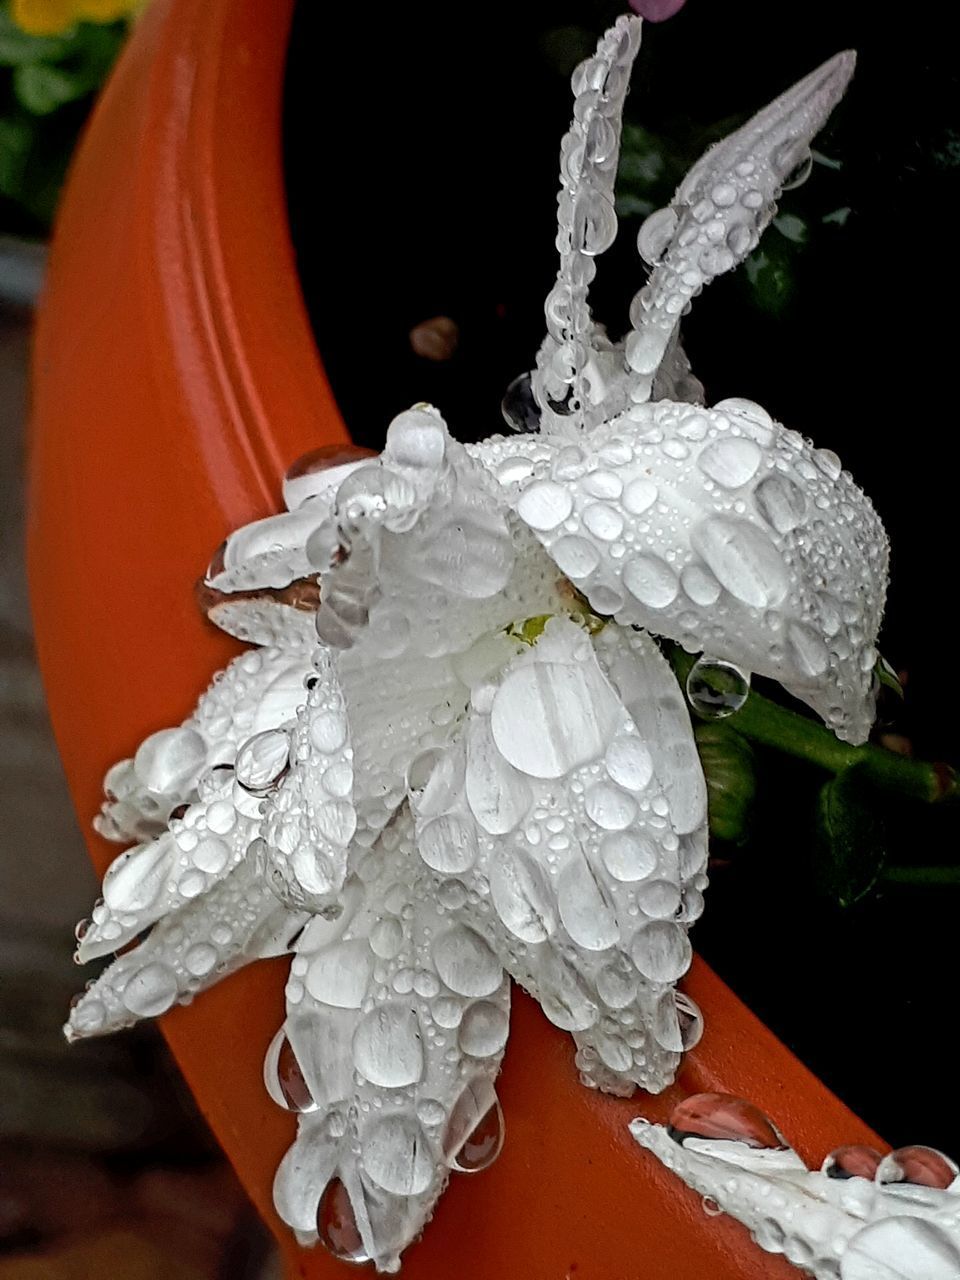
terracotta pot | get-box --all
[26,2,882,1276]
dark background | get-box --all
[285,2,960,1155]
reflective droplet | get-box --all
[624,554,679,609]
[418,814,478,875]
[552,535,601,580]
[697,437,762,489]
[637,206,679,266]
[353,1005,424,1088]
[445,1082,505,1173]
[309,711,347,754]
[317,1178,370,1264]
[877,1146,958,1190]
[572,186,617,256]
[668,1093,786,1149]
[623,478,658,514]
[584,782,637,831]
[234,729,290,794]
[516,480,574,532]
[284,442,376,504]
[681,564,721,607]
[755,473,807,534]
[636,878,681,920]
[264,1029,317,1113]
[121,962,179,1018]
[787,622,829,679]
[362,1113,434,1195]
[600,831,658,882]
[558,856,619,951]
[779,150,813,190]
[501,372,542,433]
[675,991,704,1050]
[192,836,229,875]
[630,920,691,983]
[369,916,404,960]
[433,926,502,998]
[596,959,638,1009]
[305,938,374,1009]
[458,1001,509,1058]
[604,737,653,792]
[490,847,557,943]
[539,952,598,1031]
[690,517,789,609]
[822,1144,883,1181]
[184,942,218,976]
[133,727,206,794]
[685,657,750,719]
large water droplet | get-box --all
[685,657,750,719]
[572,186,617,256]
[630,920,691,983]
[755,473,807,534]
[458,1001,509,1058]
[465,720,532,835]
[317,1179,370,1264]
[600,831,658,882]
[552,535,600,580]
[353,1005,424,1088]
[444,1081,505,1173]
[490,659,621,780]
[362,1113,434,1195]
[234,729,290,794]
[668,1093,786,1149]
[102,838,174,912]
[604,737,653,792]
[417,815,478,876]
[539,952,598,1030]
[822,1144,883,1180]
[623,554,679,609]
[558,856,619,950]
[490,847,557,942]
[305,939,374,1009]
[433,926,502,998]
[133,727,206,794]
[585,781,638,831]
[264,1029,317,1113]
[501,372,541,433]
[121,962,179,1017]
[637,206,679,266]
[675,991,704,1050]
[697,437,762,489]
[876,1146,958,1190]
[516,480,574,532]
[690,517,789,609]
[283,443,377,511]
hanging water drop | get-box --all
[317,1179,370,1265]
[264,1029,318,1114]
[501,372,541,433]
[822,1144,883,1180]
[234,729,291,794]
[668,1093,786,1150]
[444,1082,505,1173]
[685,657,750,720]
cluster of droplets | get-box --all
[632,1093,960,1280]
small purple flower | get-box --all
[629,0,686,20]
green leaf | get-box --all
[813,765,888,908]
[0,115,32,196]
[695,723,756,845]
[13,61,87,113]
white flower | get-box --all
[68,15,888,1271]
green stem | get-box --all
[668,647,958,805]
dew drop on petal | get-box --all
[636,878,681,919]
[490,847,557,942]
[822,1144,883,1180]
[458,1001,509,1058]
[418,815,478,875]
[444,1081,505,1174]
[552,536,601,580]
[557,856,619,950]
[600,830,658,882]
[264,1029,317,1113]
[362,1113,434,1195]
[192,836,229,875]
[604,737,653,791]
[630,920,692,983]
[623,553,679,609]
[876,1146,958,1190]
[353,1005,425,1088]
[690,517,789,609]
[697,437,762,489]
[305,939,374,1009]
[184,942,218,976]
[667,1093,786,1149]
[685,657,750,719]
[516,480,574,531]
[755,473,807,535]
[133,727,206,794]
[433,926,502,998]
[681,564,721,607]
[121,962,179,1018]
[369,916,404,960]
[234,729,290,793]
[675,991,704,1050]
[317,1179,370,1265]
[584,781,637,831]
[283,443,377,510]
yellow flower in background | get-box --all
[11,0,141,36]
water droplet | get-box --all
[822,1144,883,1180]
[74,918,90,942]
[630,920,691,983]
[309,711,347,754]
[558,856,619,951]
[623,554,679,609]
[317,1179,370,1264]
[264,1029,317,1113]
[675,992,704,1050]
[604,737,653,792]
[516,480,574,532]
[362,1113,434,1195]
[234,730,290,794]
[596,959,638,1009]
[433,926,502,998]
[877,1146,958,1190]
[184,942,218,976]
[369,916,404,960]
[353,1005,425,1088]
[458,1001,509,1058]
[600,831,658,882]
[681,564,721,607]
[697,437,762,489]
[690,517,789,609]
[444,1082,505,1173]
[539,952,599,1030]
[668,1093,786,1149]
[779,150,813,191]
[465,719,532,835]
[417,815,478,876]
[121,962,179,1017]
[192,836,229,875]
[787,622,829,679]
[685,658,750,719]
[572,186,617,256]
[755,473,807,534]
[582,502,624,542]
[637,206,679,266]
[636,879,681,919]
[102,839,173,912]
[500,371,541,434]
[584,782,637,831]
[552,536,600,580]
[490,659,621,780]
[305,938,374,1009]
[133,727,206,794]
[490,847,557,942]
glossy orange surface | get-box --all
[27,2,883,1276]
